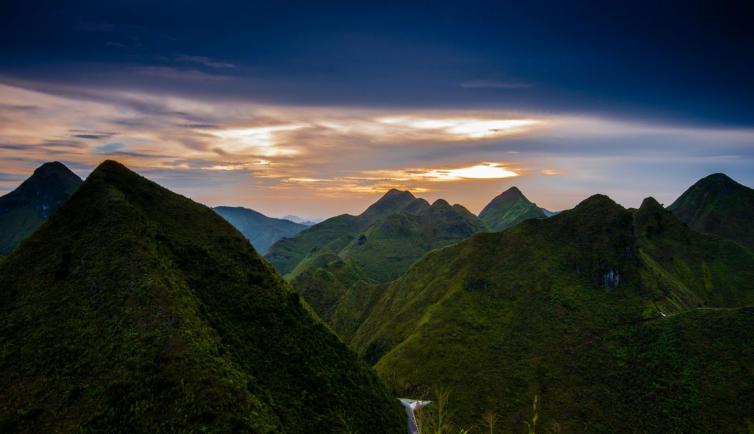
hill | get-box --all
[214,206,307,254]
[479,186,547,231]
[0,162,82,255]
[668,173,754,250]
[0,161,403,433]
[335,195,754,432]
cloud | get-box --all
[134,67,231,81]
[460,80,534,89]
[175,55,236,69]
[94,143,126,154]
[1,80,752,216]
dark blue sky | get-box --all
[3,0,753,125]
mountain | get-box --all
[334,195,754,432]
[479,186,547,231]
[668,173,754,250]
[291,199,486,322]
[265,189,430,275]
[214,206,307,254]
[0,161,403,433]
[282,215,318,225]
[0,162,82,255]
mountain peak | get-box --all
[573,194,621,211]
[0,161,82,254]
[430,198,451,209]
[33,161,73,176]
[360,188,417,221]
[669,172,754,249]
[501,186,523,197]
[479,186,545,231]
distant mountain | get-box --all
[282,215,318,225]
[0,161,403,433]
[668,173,754,250]
[479,186,547,231]
[266,188,430,275]
[0,162,81,255]
[334,194,754,431]
[541,207,560,217]
[214,206,307,254]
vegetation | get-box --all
[275,190,486,325]
[0,161,81,255]
[668,172,754,250]
[214,206,307,254]
[478,187,546,232]
[0,161,404,433]
[266,188,426,274]
[333,194,754,431]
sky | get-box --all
[1,0,753,218]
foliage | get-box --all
[335,194,754,432]
[0,161,404,433]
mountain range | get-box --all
[1,161,752,432]
[0,162,81,255]
[0,161,403,433]
[330,194,754,431]
[214,206,308,254]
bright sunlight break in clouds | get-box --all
[0,79,753,217]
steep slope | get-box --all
[479,186,546,231]
[291,200,485,325]
[668,173,754,250]
[338,195,754,432]
[266,189,428,274]
[0,161,403,433]
[214,206,307,254]
[335,200,486,283]
[0,162,82,254]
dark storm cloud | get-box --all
[1,0,752,125]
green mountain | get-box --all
[0,162,82,255]
[0,161,403,433]
[668,173,754,250]
[335,195,754,432]
[265,188,429,275]
[214,206,307,254]
[479,186,547,232]
[291,199,486,324]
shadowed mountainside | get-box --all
[0,160,403,433]
[0,162,82,255]
[214,206,307,254]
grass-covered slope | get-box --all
[266,189,425,275]
[668,173,754,250]
[339,195,754,432]
[479,186,546,232]
[0,162,81,255]
[0,161,403,434]
[214,206,307,254]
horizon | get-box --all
[2,1,753,218]
[6,158,748,220]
